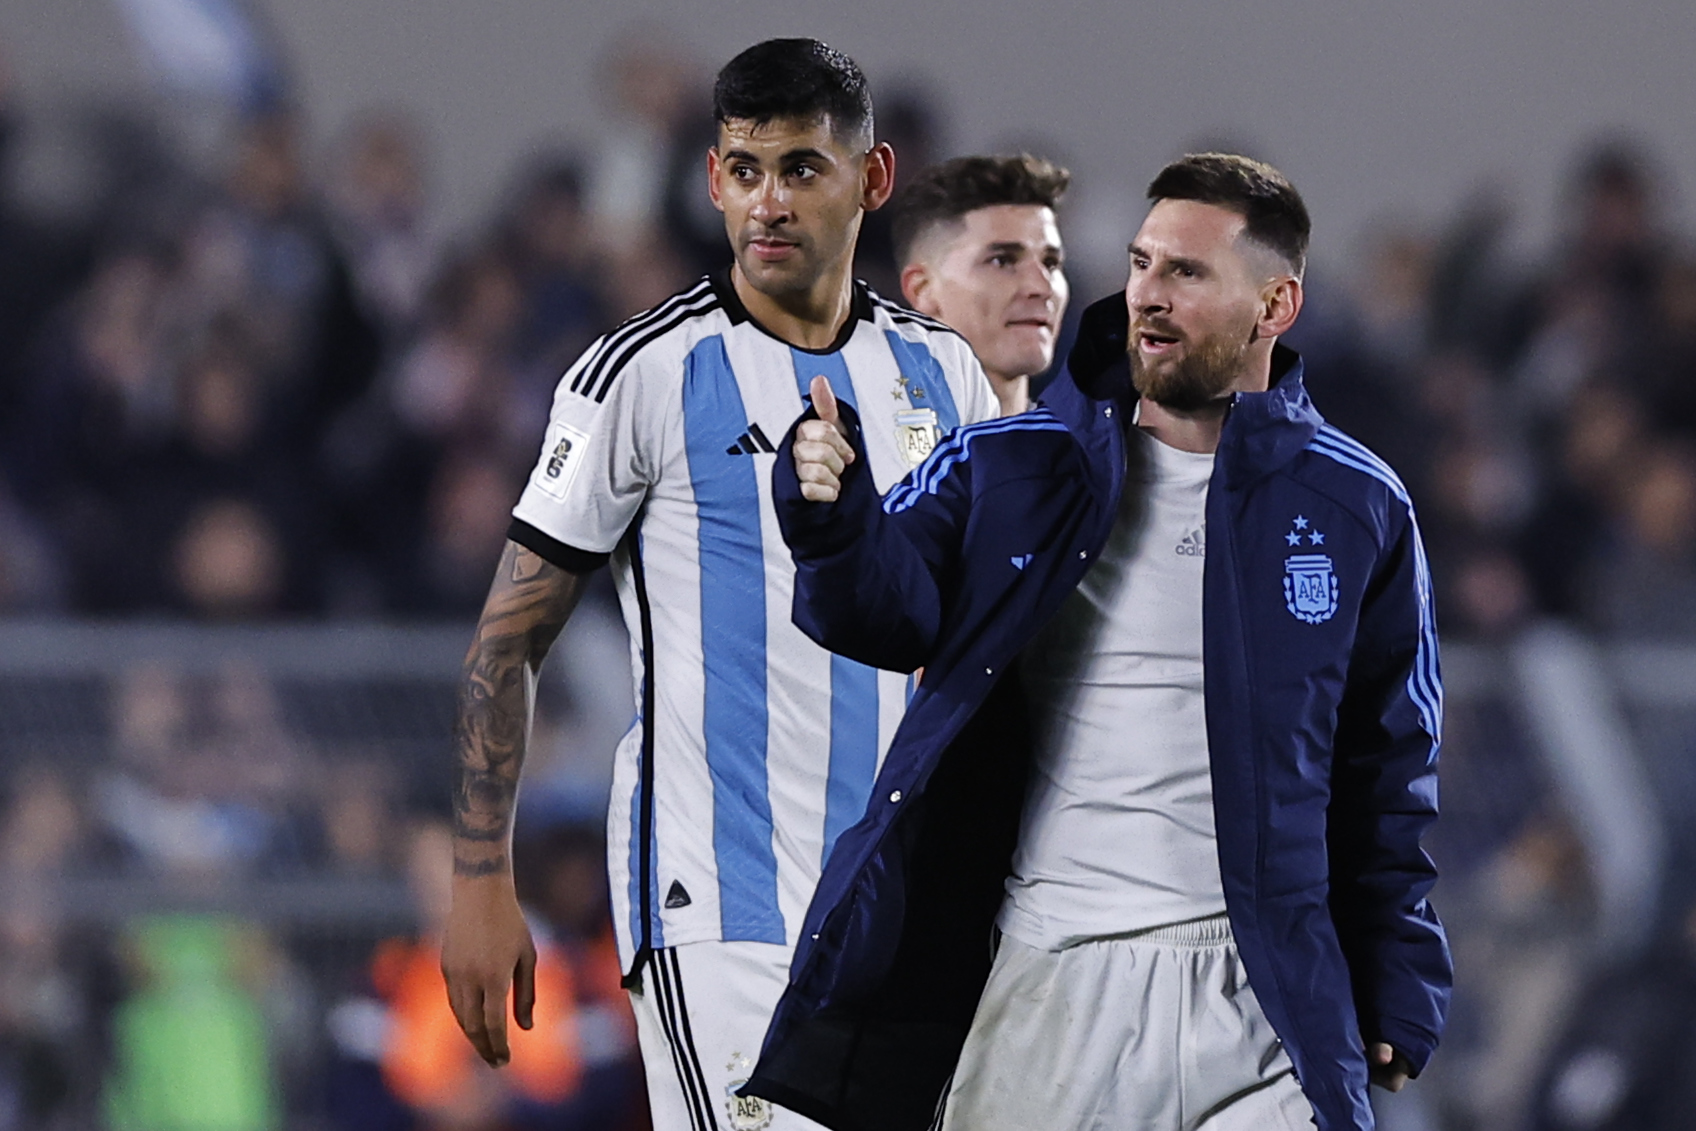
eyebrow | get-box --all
[722,146,832,166]
[1128,243,1206,273]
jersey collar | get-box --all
[710,266,874,356]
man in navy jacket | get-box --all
[744,154,1450,1131]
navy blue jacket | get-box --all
[744,297,1451,1131]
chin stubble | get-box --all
[1129,327,1253,412]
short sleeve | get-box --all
[946,333,1001,424]
[510,338,668,571]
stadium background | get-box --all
[0,0,1693,1127]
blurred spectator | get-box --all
[1528,901,1696,1131]
[587,31,694,241]
[148,317,323,615]
[93,661,312,876]
[316,758,402,877]
[590,28,723,279]
[419,451,523,615]
[389,245,523,453]
[1518,382,1647,619]
[0,765,88,877]
[0,485,62,612]
[1586,440,1696,637]
[0,905,84,1130]
[325,112,436,342]
[513,821,645,1130]
[15,248,179,610]
[183,110,379,414]
[103,916,281,1131]
[1439,816,1595,1131]
[1642,254,1696,435]
[501,158,604,387]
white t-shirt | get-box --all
[999,427,1226,950]
[510,273,999,965]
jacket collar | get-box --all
[1040,293,1323,488]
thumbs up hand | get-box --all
[795,375,857,503]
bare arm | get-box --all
[451,540,584,877]
[443,540,585,1066]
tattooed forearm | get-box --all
[452,540,583,878]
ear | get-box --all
[1258,275,1303,339]
[901,261,936,314]
[862,142,896,212]
[706,147,725,213]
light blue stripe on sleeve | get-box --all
[790,346,858,413]
[884,330,960,435]
[682,335,783,943]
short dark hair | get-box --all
[713,38,873,145]
[1146,153,1310,275]
[892,154,1071,266]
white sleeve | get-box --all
[946,332,1002,424]
[510,337,669,567]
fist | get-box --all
[1368,1042,1412,1092]
[794,375,856,503]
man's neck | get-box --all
[987,371,1030,416]
[1136,398,1229,453]
[731,262,854,351]
[1136,345,1276,454]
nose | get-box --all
[1125,269,1170,318]
[1021,258,1055,304]
[748,174,791,227]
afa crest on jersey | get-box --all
[725,1053,774,1130]
[895,407,941,467]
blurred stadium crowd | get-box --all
[2,24,1696,1131]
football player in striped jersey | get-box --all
[441,37,997,1131]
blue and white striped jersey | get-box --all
[510,271,998,969]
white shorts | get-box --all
[941,914,1316,1131]
[628,940,827,1131]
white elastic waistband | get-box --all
[1119,913,1234,947]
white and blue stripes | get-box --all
[884,412,1072,515]
[1305,424,1444,741]
[788,346,882,869]
[681,335,785,944]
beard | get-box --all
[1129,319,1255,412]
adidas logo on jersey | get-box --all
[1175,527,1206,557]
[726,423,778,456]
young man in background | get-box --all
[892,154,1070,414]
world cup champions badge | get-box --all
[895,407,940,467]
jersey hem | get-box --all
[613,922,795,968]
